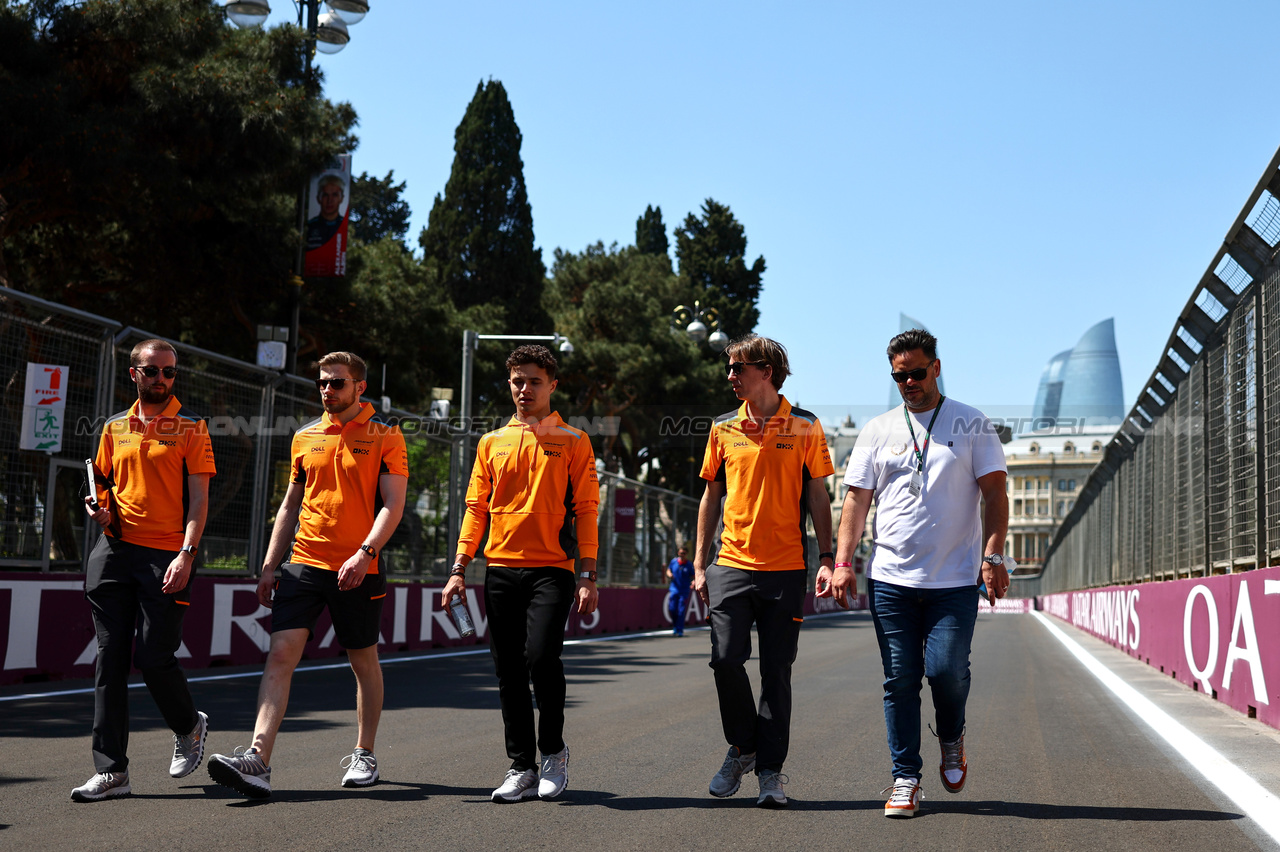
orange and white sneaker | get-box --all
[938,733,967,793]
[883,777,922,818]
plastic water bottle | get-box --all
[448,594,476,638]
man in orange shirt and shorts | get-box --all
[208,351,407,798]
[73,338,216,802]
[694,334,835,808]
[444,344,599,803]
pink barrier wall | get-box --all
[0,573,845,686]
[1038,566,1280,728]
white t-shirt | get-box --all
[845,398,1006,588]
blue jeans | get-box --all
[869,578,978,781]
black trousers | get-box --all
[484,565,576,771]
[84,535,198,772]
[706,564,806,773]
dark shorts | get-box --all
[270,562,386,650]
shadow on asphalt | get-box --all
[919,800,1244,822]
[202,779,491,806]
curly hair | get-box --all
[506,344,558,380]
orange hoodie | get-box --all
[459,412,599,570]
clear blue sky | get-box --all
[256,0,1278,426]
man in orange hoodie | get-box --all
[445,344,599,803]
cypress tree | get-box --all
[635,204,669,258]
[420,80,547,331]
[674,199,765,339]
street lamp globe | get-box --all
[314,11,350,53]
[558,339,575,355]
[325,0,369,25]
[708,329,730,351]
[686,320,708,344]
[225,0,270,28]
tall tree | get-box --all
[674,199,765,340]
[419,79,547,333]
[635,204,669,259]
[348,170,411,245]
[544,241,730,490]
[0,0,356,360]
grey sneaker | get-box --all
[756,769,788,808]
[208,747,272,799]
[71,771,131,802]
[538,746,569,799]
[340,748,379,788]
[491,768,538,803]
[170,710,208,778]
[709,746,756,797]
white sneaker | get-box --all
[538,746,569,799]
[491,768,538,803]
[883,777,922,818]
[340,748,379,787]
[170,710,208,778]
[71,771,131,802]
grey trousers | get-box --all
[706,563,806,773]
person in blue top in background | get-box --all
[665,546,695,636]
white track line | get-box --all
[0,611,861,705]
[1032,610,1280,845]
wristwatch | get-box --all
[579,570,598,582]
[449,562,466,578]
[982,554,1004,566]
[180,544,198,557]
[360,543,377,559]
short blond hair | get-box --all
[317,351,366,381]
[724,334,790,391]
[130,339,177,366]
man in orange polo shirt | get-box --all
[444,344,599,803]
[74,338,215,802]
[694,334,834,808]
[208,351,407,799]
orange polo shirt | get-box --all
[700,396,833,571]
[289,403,408,574]
[458,411,599,571]
[94,396,216,551]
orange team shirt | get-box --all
[289,403,408,574]
[700,396,834,571]
[458,412,599,571]
[94,396,217,551]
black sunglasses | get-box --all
[135,365,177,379]
[726,360,767,376]
[891,361,935,384]
[315,378,349,390]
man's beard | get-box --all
[138,384,171,404]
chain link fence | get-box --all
[1036,146,1280,595]
[0,286,697,587]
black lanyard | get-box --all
[903,397,945,474]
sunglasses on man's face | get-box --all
[315,378,349,391]
[726,360,766,376]
[135,365,177,379]
[891,361,935,384]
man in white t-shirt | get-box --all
[816,328,1009,819]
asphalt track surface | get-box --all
[4,611,1280,852]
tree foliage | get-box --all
[0,0,355,360]
[674,199,765,340]
[348,170,411,246]
[419,79,547,334]
[635,204,669,260]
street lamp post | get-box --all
[672,301,730,351]
[225,1,370,374]
[447,329,575,551]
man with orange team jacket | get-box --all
[208,351,407,799]
[444,344,600,804]
[74,338,215,802]
[694,334,835,809]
